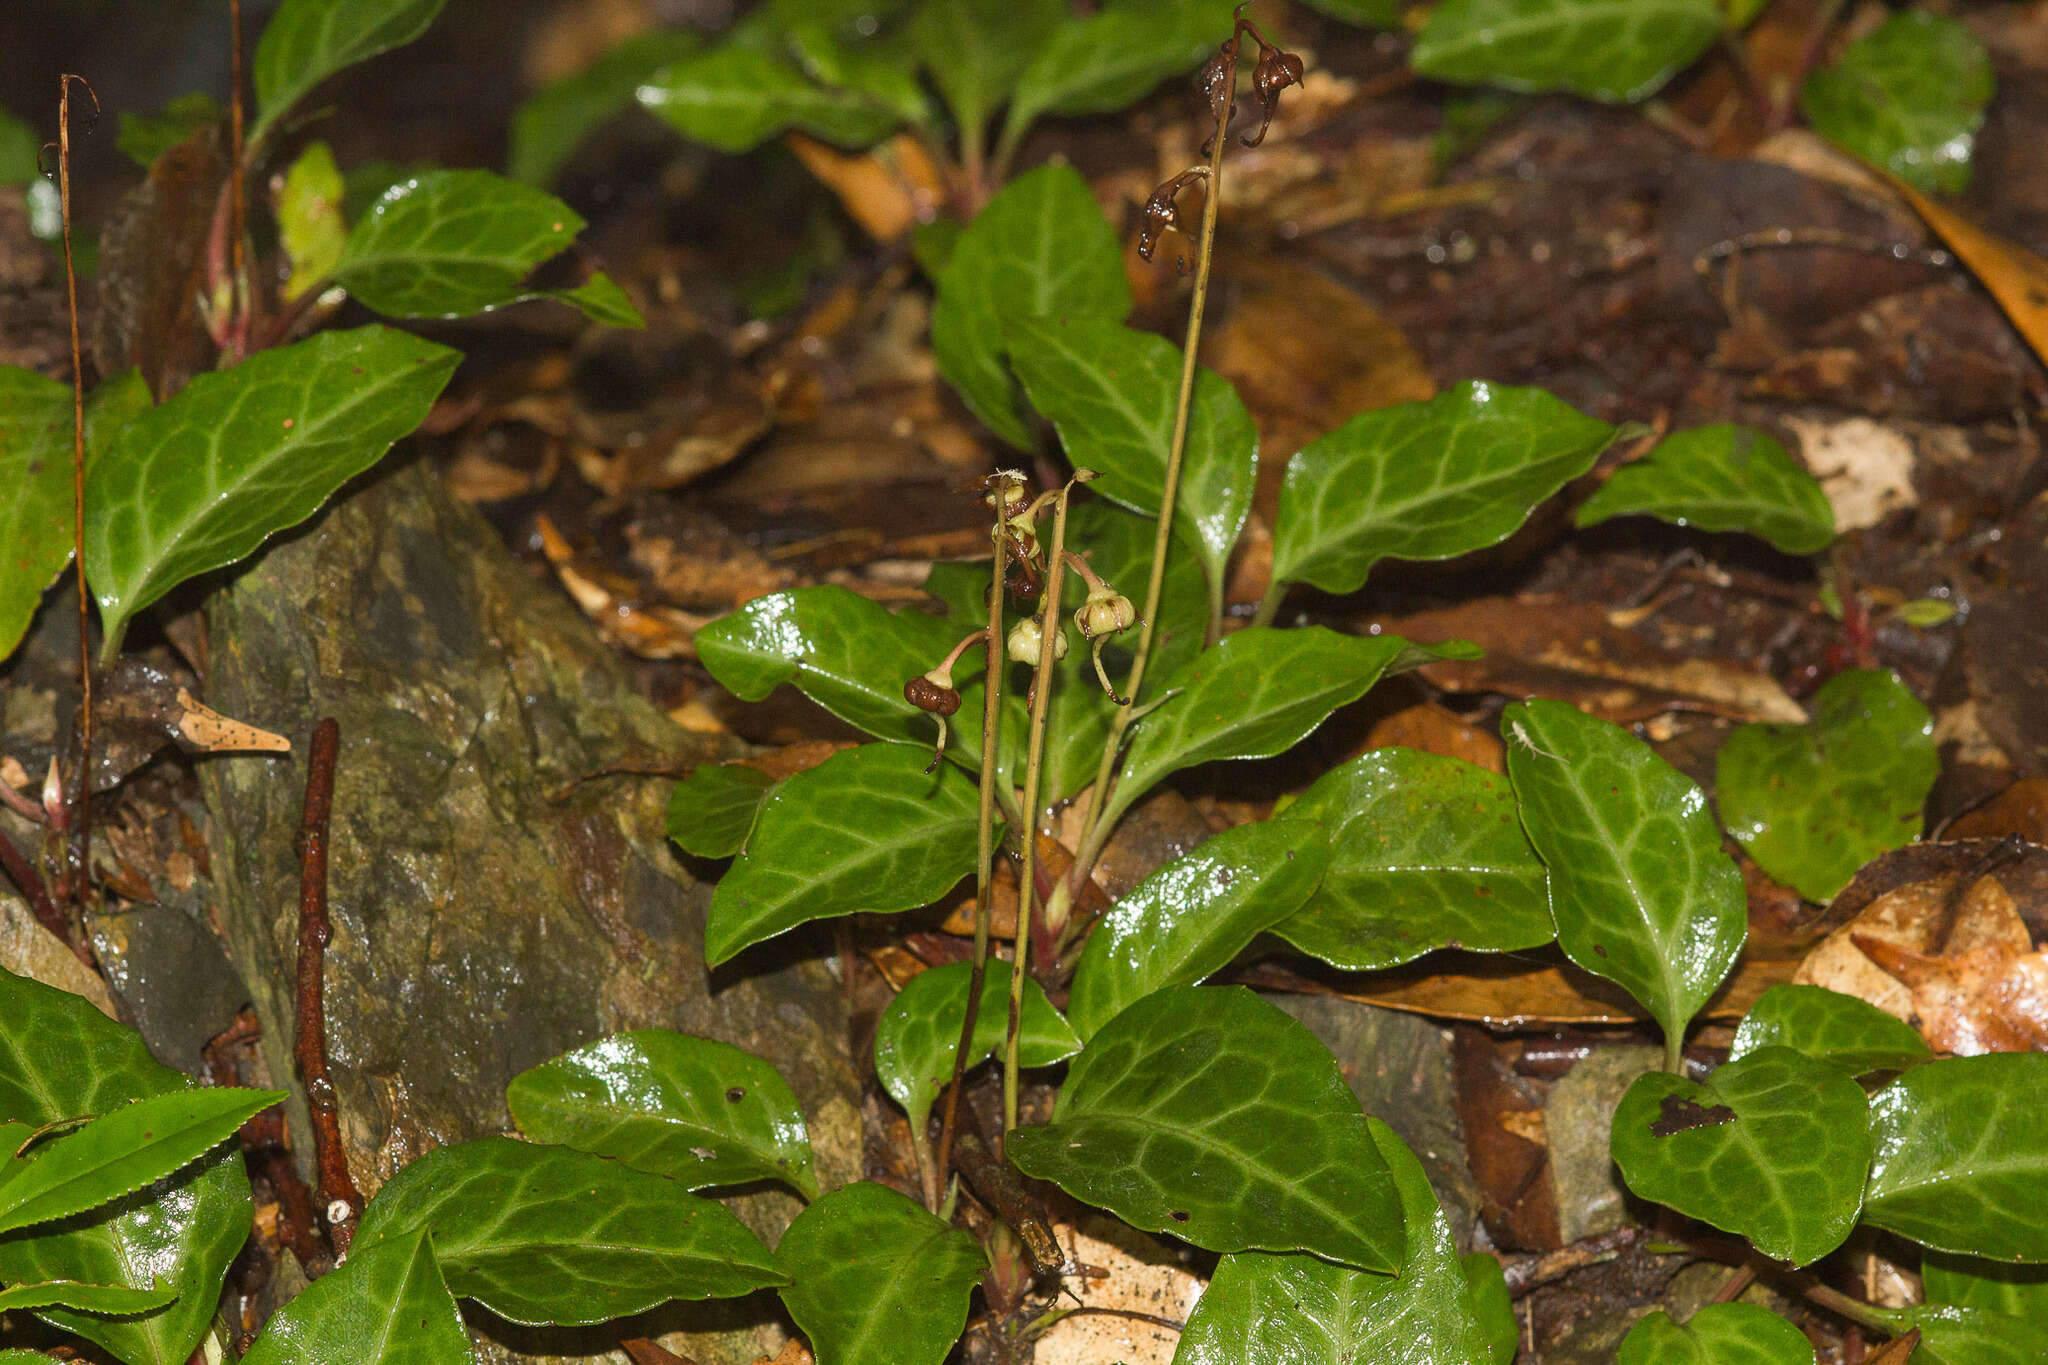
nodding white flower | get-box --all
[1075,586,1136,640]
[1007,616,1067,667]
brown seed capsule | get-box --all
[905,673,962,716]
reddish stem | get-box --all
[293,717,363,1255]
[0,827,88,966]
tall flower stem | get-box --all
[932,498,1013,1207]
[1003,477,1082,1140]
[1049,66,1235,934]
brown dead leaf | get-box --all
[1383,596,1807,725]
[534,514,706,659]
[1886,173,2048,371]
[787,132,943,242]
[1364,702,1505,773]
[1948,777,2048,845]
[92,656,289,791]
[1031,1220,1203,1365]
[749,1337,813,1365]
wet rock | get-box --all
[200,459,859,1365]
[1546,1044,1661,1245]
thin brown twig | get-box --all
[57,74,96,924]
[293,717,363,1255]
[227,0,250,362]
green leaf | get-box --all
[910,0,1062,147]
[509,30,703,185]
[636,43,902,155]
[84,327,456,653]
[1009,316,1257,615]
[1410,0,1722,104]
[0,367,75,664]
[1503,698,1745,1054]
[931,163,1132,450]
[1865,1053,2048,1261]
[1463,1253,1518,1364]
[0,1087,283,1235]
[0,967,254,1365]
[277,142,348,301]
[1106,627,1474,830]
[1575,424,1835,555]
[240,1228,472,1365]
[1610,1046,1870,1266]
[1271,380,1615,596]
[252,0,450,146]
[1618,1303,1817,1365]
[873,961,1080,1133]
[1716,669,1936,902]
[0,1280,178,1315]
[1002,1,1234,152]
[350,1137,784,1326]
[786,24,933,129]
[1885,1305,2048,1365]
[0,110,37,185]
[115,93,221,168]
[666,763,778,859]
[695,586,986,762]
[1174,1118,1504,1365]
[1800,11,1994,195]
[506,1029,817,1199]
[1007,985,1404,1272]
[1923,1252,2048,1330]
[1730,984,1930,1076]
[705,743,982,967]
[332,170,600,319]
[1273,748,1553,972]
[1068,820,1328,1043]
[548,272,644,328]
[776,1182,984,1365]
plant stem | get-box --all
[934,515,1010,1205]
[57,75,95,917]
[1003,481,1076,1139]
[1251,575,1286,629]
[227,0,249,362]
[1057,87,1234,924]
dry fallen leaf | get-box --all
[1887,174,2048,372]
[534,514,707,659]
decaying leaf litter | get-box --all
[7,0,2048,1362]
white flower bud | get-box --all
[1006,617,1067,666]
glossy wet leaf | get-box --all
[1002,0,1235,151]
[240,1228,471,1365]
[1009,317,1257,614]
[0,1280,177,1315]
[1717,669,1936,902]
[84,327,458,655]
[116,93,221,169]
[1273,748,1552,972]
[873,961,1079,1133]
[1503,699,1745,1052]
[1865,1053,2048,1261]
[509,30,702,185]
[777,1181,984,1365]
[1411,0,1722,104]
[506,1030,817,1199]
[1174,1118,1502,1365]
[911,0,1061,148]
[252,0,449,146]
[696,586,991,763]
[1923,1252,2048,1329]
[785,24,932,128]
[0,368,77,664]
[0,368,150,664]
[0,1087,282,1235]
[705,743,982,966]
[1575,424,1835,555]
[666,763,777,859]
[0,967,254,1365]
[332,170,601,319]
[1801,11,1994,195]
[1883,1305,2048,1365]
[1068,820,1328,1043]
[1617,1303,1816,1365]
[1271,380,1615,596]
[276,142,348,301]
[1730,984,1931,1075]
[351,1137,784,1325]
[1106,628,1475,830]
[931,163,1131,450]
[1008,985,1404,1271]
[1611,1046,1869,1265]
[637,43,901,155]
